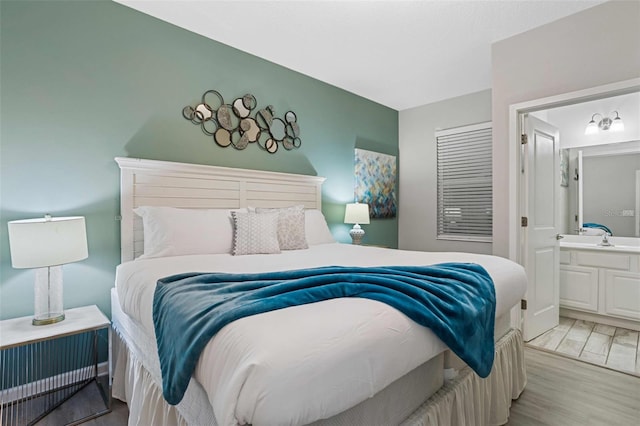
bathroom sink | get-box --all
[559,235,640,253]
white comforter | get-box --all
[115,243,527,426]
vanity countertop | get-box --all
[560,242,640,253]
[560,235,640,253]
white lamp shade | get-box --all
[610,117,624,132]
[344,203,370,225]
[8,216,88,269]
[584,121,598,135]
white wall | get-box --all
[491,0,640,258]
[398,89,492,254]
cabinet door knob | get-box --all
[556,234,564,240]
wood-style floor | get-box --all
[506,347,640,425]
[32,381,128,426]
[528,316,640,376]
[32,346,639,426]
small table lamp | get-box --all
[7,215,88,325]
[344,203,370,245]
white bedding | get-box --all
[115,243,527,426]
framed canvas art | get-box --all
[354,148,397,218]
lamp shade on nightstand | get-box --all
[8,216,88,268]
[7,215,88,325]
[344,203,370,226]
[344,203,370,245]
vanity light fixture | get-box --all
[584,111,624,135]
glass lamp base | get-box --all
[33,266,65,326]
[33,313,65,326]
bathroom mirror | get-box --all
[569,140,640,237]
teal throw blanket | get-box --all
[153,263,496,405]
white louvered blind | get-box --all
[436,122,492,242]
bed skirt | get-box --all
[112,324,525,426]
[402,327,526,425]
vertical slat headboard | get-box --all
[115,157,326,263]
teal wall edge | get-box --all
[0,1,399,322]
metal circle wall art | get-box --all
[182,90,301,154]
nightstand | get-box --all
[0,305,112,425]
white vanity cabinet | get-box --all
[560,246,640,329]
[604,269,640,320]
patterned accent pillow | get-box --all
[255,205,308,250]
[231,211,281,256]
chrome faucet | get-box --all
[599,232,613,247]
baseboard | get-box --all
[1,361,109,404]
[560,308,640,331]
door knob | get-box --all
[556,234,564,240]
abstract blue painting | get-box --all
[355,148,397,218]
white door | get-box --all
[521,115,561,342]
[632,170,640,237]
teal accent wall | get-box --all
[0,1,399,321]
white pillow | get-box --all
[255,205,308,250]
[231,211,281,255]
[305,209,336,245]
[134,206,242,259]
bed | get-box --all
[111,157,527,426]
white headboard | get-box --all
[115,157,326,262]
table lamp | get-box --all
[7,215,88,325]
[344,203,370,245]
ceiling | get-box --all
[115,0,606,111]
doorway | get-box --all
[527,316,640,376]
[509,78,640,341]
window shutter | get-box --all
[436,122,492,242]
